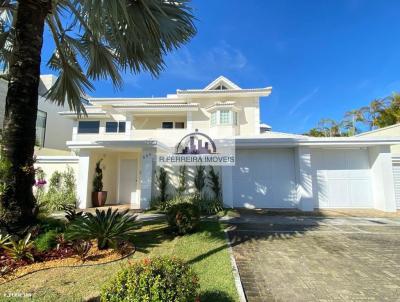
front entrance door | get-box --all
[118,159,137,205]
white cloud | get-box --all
[289,87,319,116]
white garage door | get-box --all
[233,148,297,208]
[392,157,400,209]
[312,149,373,208]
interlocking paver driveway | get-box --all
[227,216,400,302]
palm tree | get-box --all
[364,99,385,130]
[317,118,342,137]
[344,109,365,136]
[0,0,196,226]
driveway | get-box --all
[226,215,400,302]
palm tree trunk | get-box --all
[1,0,51,227]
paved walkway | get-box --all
[227,215,400,302]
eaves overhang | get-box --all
[176,87,272,98]
[234,137,400,148]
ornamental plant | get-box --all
[166,202,200,235]
[92,159,104,192]
[177,165,187,197]
[193,165,206,197]
[65,208,137,250]
[156,167,169,208]
[101,257,199,302]
[3,233,34,262]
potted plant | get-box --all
[92,159,107,207]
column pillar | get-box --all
[295,147,315,211]
[222,165,233,208]
[368,145,396,212]
[140,149,155,209]
[77,149,91,209]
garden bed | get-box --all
[0,221,239,302]
[0,240,135,284]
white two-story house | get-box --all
[60,76,400,212]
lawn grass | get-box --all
[0,220,239,302]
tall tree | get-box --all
[0,0,196,227]
[343,109,365,136]
[376,93,400,128]
[363,99,385,130]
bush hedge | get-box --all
[101,257,199,302]
[166,202,200,235]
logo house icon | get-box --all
[175,129,217,155]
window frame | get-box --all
[36,109,47,147]
[105,121,126,133]
[174,122,185,129]
[162,121,174,129]
[78,121,100,134]
[210,110,238,126]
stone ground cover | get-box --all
[0,220,239,302]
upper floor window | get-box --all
[210,110,238,127]
[78,121,100,134]
[162,122,173,129]
[210,112,217,126]
[220,110,231,124]
[106,121,126,133]
[175,122,185,129]
[36,110,47,147]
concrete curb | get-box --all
[224,229,247,302]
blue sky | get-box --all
[41,0,400,134]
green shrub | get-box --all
[65,208,137,250]
[34,229,59,252]
[198,197,223,215]
[166,202,200,235]
[37,167,77,212]
[101,257,199,302]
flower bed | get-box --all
[0,240,135,284]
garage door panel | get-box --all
[233,149,297,208]
[392,161,400,209]
[313,149,373,208]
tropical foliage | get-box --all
[0,0,196,226]
[65,208,137,250]
[3,233,34,261]
[305,93,400,136]
[101,257,200,302]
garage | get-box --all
[311,148,373,208]
[392,156,400,209]
[232,148,297,208]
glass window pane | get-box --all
[118,122,126,133]
[78,121,100,133]
[220,110,231,124]
[210,112,216,126]
[106,122,118,133]
[36,110,47,147]
[162,122,173,129]
[175,122,184,129]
